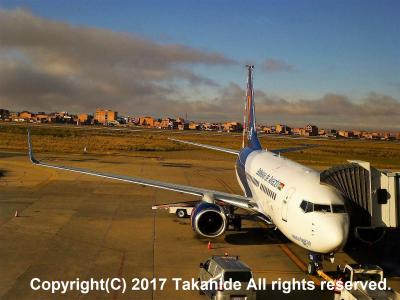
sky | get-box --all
[0,0,399,130]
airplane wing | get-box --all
[27,130,256,211]
[152,201,199,210]
[168,138,239,155]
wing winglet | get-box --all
[27,129,40,164]
[270,144,317,154]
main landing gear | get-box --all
[232,215,242,231]
[225,206,242,231]
[228,215,242,231]
[307,252,335,275]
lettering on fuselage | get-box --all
[256,168,285,191]
[292,234,311,248]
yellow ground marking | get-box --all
[317,269,335,283]
[279,244,321,285]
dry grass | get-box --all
[0,124,188,154]
[0,123,399,171]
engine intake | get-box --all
[191,202,227,238]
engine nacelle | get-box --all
[191,202,227,238]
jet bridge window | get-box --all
[300,200,313,213]
[314,204,331,213]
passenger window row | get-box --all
[246,173,260,187]
[246,173,278,200]
[260,183,277,200]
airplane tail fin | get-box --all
[242,65,262,150]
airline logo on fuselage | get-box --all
[256,168,285,191]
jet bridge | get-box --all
[320,160,400,230]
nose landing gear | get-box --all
[307,253,323,275]
[307,252,335,275]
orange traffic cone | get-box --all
[14,210,19,217]
[207,241,212,250]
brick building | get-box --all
[95,109,118,124]
[19,111,33,120]
[138,116,155,127]
[78,114,93,124]
[223,122,243,132]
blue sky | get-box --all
[1,0,399,99]
[0,1,399,129]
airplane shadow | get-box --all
[225,228,290,245]
[0,169,7,178]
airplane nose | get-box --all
[327,226,346,250]
[327,218,349,252]
[317,216,349,253]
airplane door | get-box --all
[281,187,296,222]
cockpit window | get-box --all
[332,204,346,213]
[300,200,313,213]
[300,202,345,213]
[314,204,331,213]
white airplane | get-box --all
[27,65,349,274]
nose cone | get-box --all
[315,215,349,253]
[326,222,348,252]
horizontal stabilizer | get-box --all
[169,138,239,155]
[270,144,317,154]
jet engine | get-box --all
[191,202,227,238]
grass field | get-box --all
[0,123,399,171]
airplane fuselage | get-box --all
[235,147,349,254]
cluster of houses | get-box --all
[0,108,398,140]
[0,109,119,126]
[136,116,242,132]
[0,108,243,132]
[262,124,399,140]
